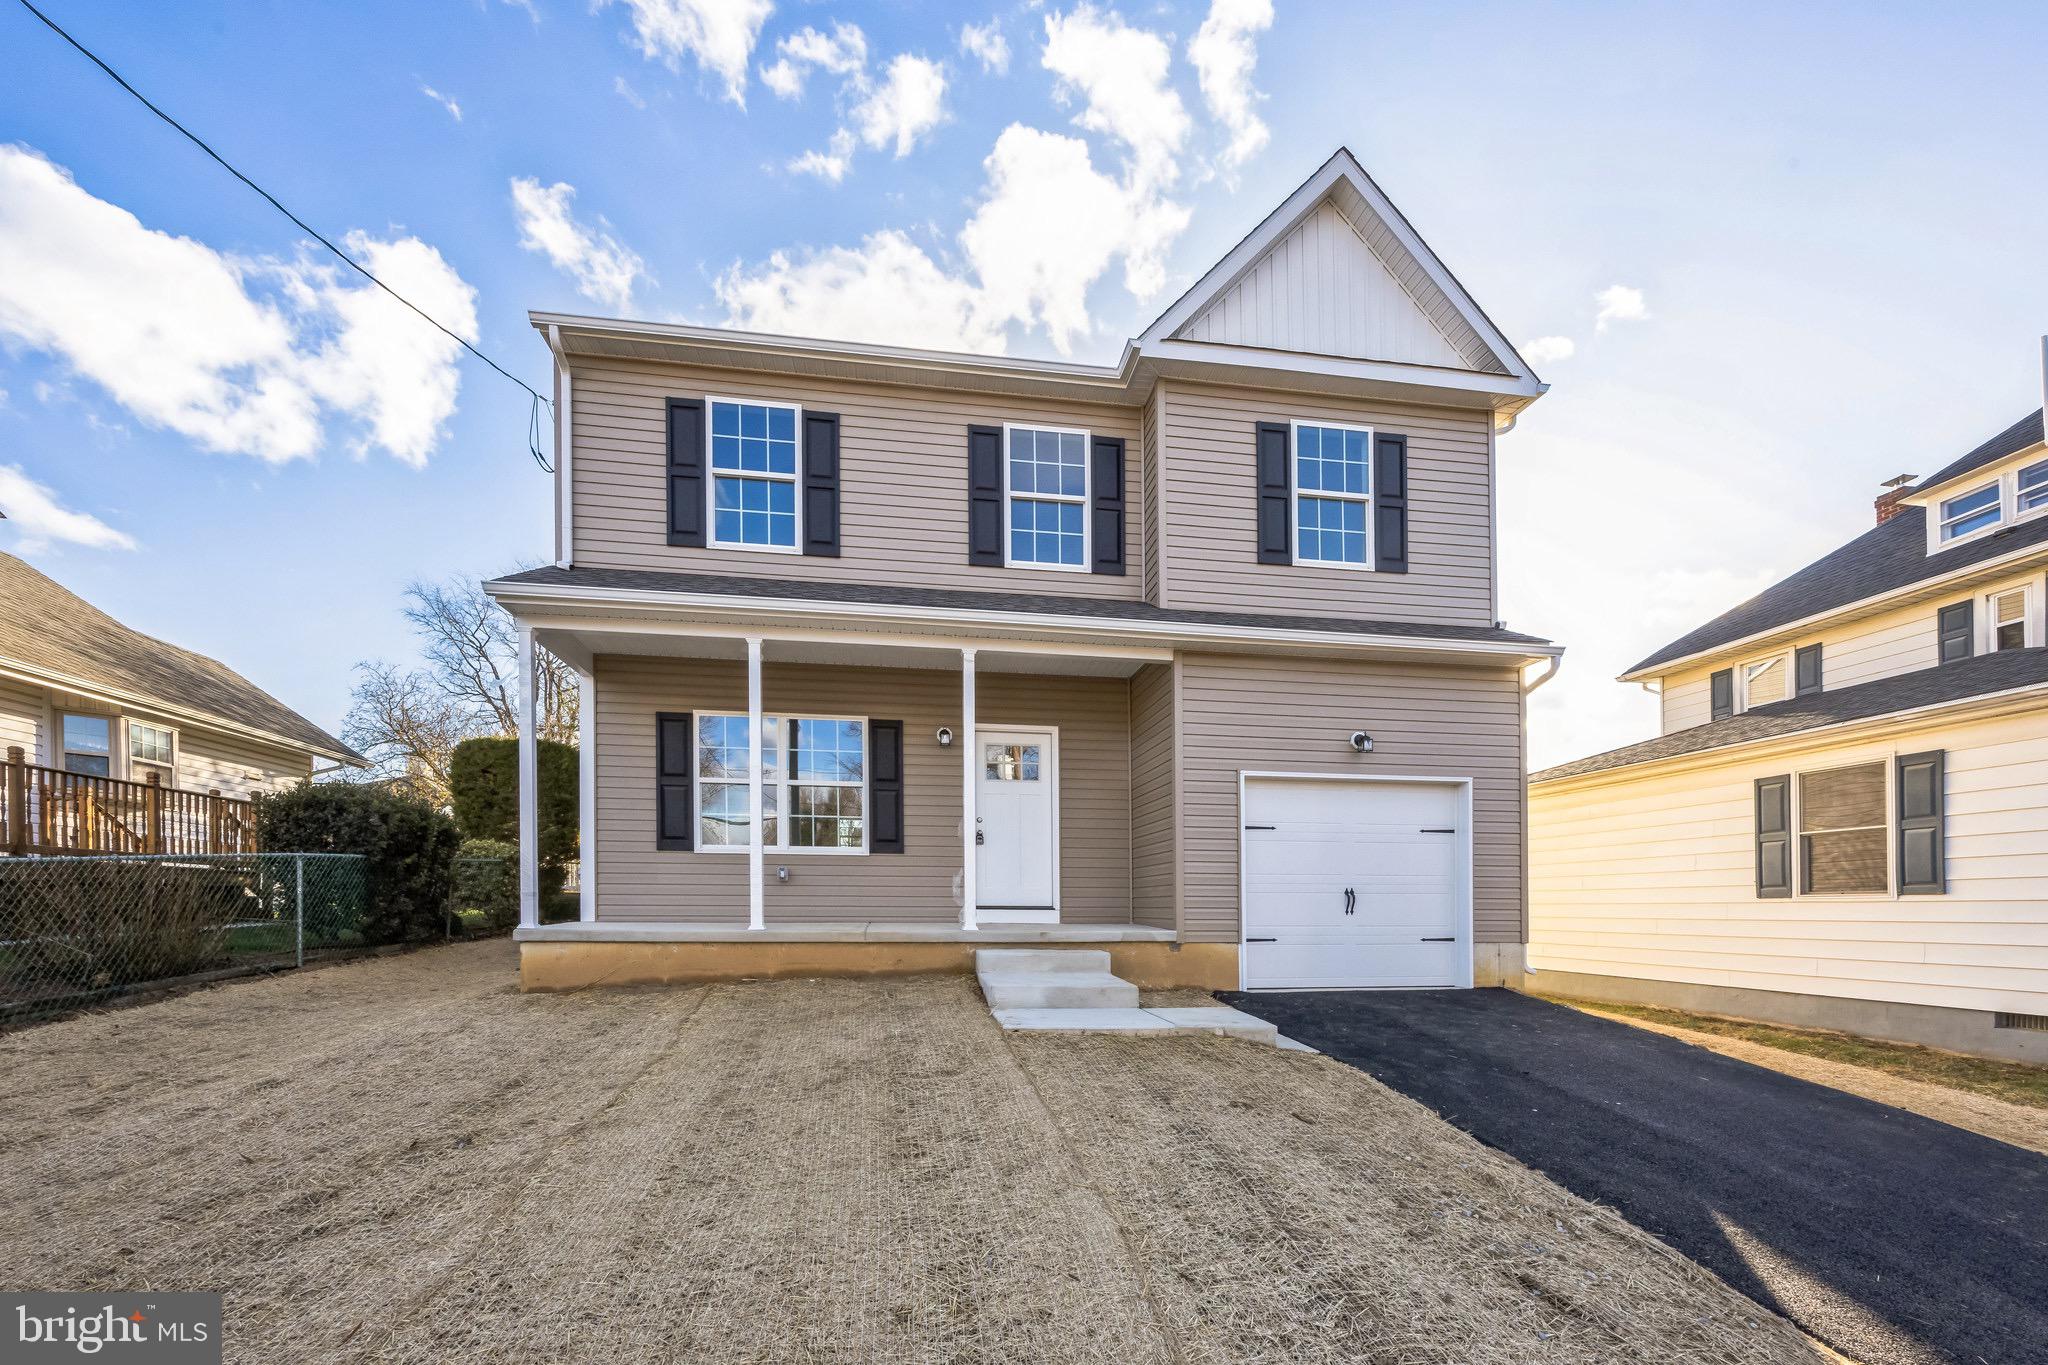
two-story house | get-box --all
[488,150,1559,993]
[1528,390,2048,1061]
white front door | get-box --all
[1241,777,1468,989]
[978,728,1057,918]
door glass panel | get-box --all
[984,744,1042,781]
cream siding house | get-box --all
[491,151,1562,993]
[1529,402,2048,1062]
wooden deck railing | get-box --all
[2,745,257,857]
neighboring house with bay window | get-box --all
[1528,397,2048,1062]
[0,550,359,855]
[487,150,1563,994]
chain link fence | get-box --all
[0,853,368,1023]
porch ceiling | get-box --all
[533,626,1150,677]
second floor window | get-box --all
[1294,422,1372,566]
[2021,459,2048,515]
[1938,481,2001,542]
[1006,425,1088,569]
[710,399,799,551]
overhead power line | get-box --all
[14,0,555,472]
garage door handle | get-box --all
[1243,823,1276,830]
[1420,936,1455,943]
[1343,887,1355,915]
[1246,937,1278,943]
[1421,827,1456,834]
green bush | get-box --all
[452,838,518,933]
[252,784,459,944]
[449,737,578,901]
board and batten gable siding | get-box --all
[566,357,1144,596]
[1529,707,2048,1016]
[1156,382,1497,624]
[1140,384,1165,604]
[1174,653,1527,944]
[1128,661,1178,931]
[591,655,1132,923]
[0,677,41,760]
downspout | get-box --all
[1521,654,1561,694]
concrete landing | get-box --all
[975,949,1282,1046]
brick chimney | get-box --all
[1875,474,1915,525]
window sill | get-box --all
[707,540,803,555]
[1000,559,1091,575]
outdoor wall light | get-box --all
[936,726,954,747]
[1349,731,1375,753]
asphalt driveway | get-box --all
[1221,987,2048,1365]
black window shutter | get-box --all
[1090,436,1126,575]
[1937,601,1974,663]
[1373,433,1409,573]
[666,398,706,547]
[1754,775,1792,898]
[802,411,841,557]
[1794,643,1823,696]
[656,711,694,851]
[1897,750,1946,895]
[1710,669,1734,721]
[1255,421,1292,564]
[967,425,1003,566]
[870,719,904,853]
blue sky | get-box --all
[2,0,2044,768]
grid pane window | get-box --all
[1940,482,2001,540]
[129,723,174,765]
[1293,423,1371,565]
[696,715,781,847]
[1799,762,1887,895]
[1007,427,1088,567]
[789,718,865,848]
[698,714,865,851]
[2021,460,2048,514]
[985,743,1041,782]
[709,400,799,548]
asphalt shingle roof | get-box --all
[491,565,1555,648]
[1628,409,2047,676]
[0,552,358,762]
[1532,646,2048,783]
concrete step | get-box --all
[993,1007,1174,1033]
[977,970,1140,1010]
[1145,1007,1281,1045]
[972,948,1111,975]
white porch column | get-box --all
[516,625,540,929]
[960,647,978,931]
[746,635,765,932]
[576,666,597,923]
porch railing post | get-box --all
[207,789,224,854]
[517,624,540,930]
[745,635,765,932]
[143,771,163,854]
[4,746,23,856]
[960,647,978,932]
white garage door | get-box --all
[1241,778,1468,990]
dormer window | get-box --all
[2020,459,2048,515]
[1938,482,2001,542]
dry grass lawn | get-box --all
[0,942,1824,1364]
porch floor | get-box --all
[515,921,1177,944]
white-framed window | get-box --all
[1292,420,1373,568]
[1736,653,1788,711]
[1983,582,2039,652]
[708,397,801,552]
[1938,481,2001,542]
[60,714,112,777]
[1797,761,1889,896]
[695,713,868,853]
[1004,424,1089,570]
[127,720,177,785]
[2020,459,2048,515]
[1932,459,2048,551]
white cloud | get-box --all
[787,129,856,183]
[509,177,648,312]
[1595,284,1650,331]
[602,0,774,106]
[419,84,463,121]
[1041,4,1188,191]
[1188,0,1273,169]
[959,20,1009,74]
[852,55,948,157]
[716,230,1001,353]
[1522,335,1576,366]
[613,76,648,109]
[0,465,136,551]
[0,144,474,467]
[760,21,867,100]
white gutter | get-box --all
[483,578,1562,665]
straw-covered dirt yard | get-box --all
[0,941,1825,1364]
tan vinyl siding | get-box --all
[173,723,312,798]
[0,677,41,759]
[1530,707,2048,1016]
[1158,382,1495,624]
[1175,653,1527,944]
[568,357,1144,597]
[592,655,1132,923]
[1128,662,1177,930]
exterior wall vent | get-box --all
[1992,1012,2048,1032]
